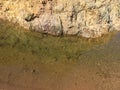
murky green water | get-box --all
[0,20,120,90]
[0,20,116,65]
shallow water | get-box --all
[0,20,120,90]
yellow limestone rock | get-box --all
[0,0,120,38]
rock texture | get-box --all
[0,0,120,38]
[31,13,63,36]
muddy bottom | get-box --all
[0,20,120,90]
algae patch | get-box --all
[0,20,116,65]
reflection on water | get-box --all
[0,20,120,90]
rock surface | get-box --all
[30,13,63,36]
[0,0,120,38]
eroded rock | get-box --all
[0,0,120,38]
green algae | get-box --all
[1,20,120,90]
[0,20,116,66]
